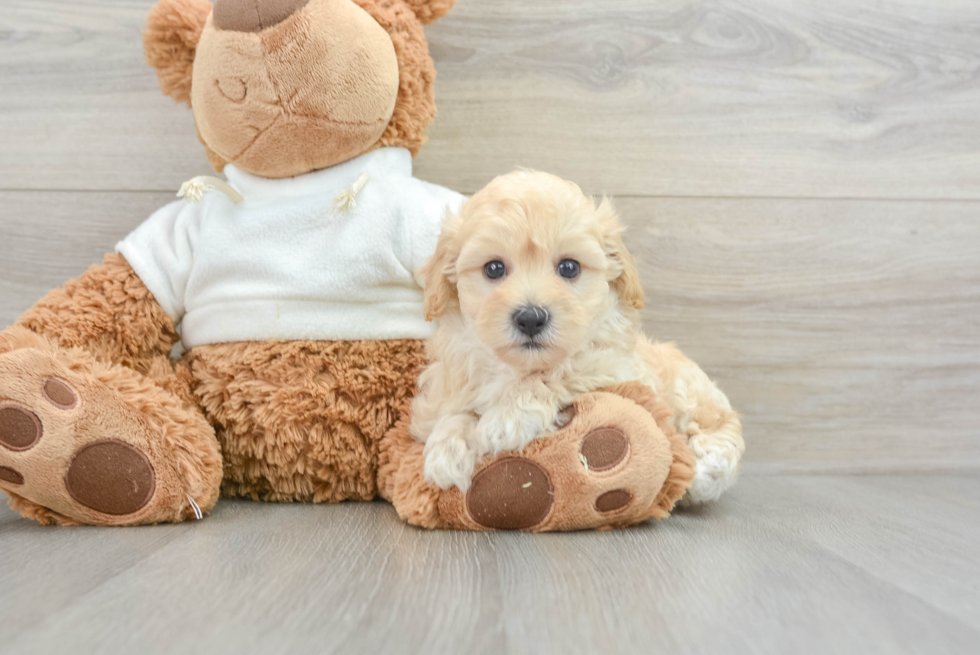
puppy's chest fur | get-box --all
[540,345,646,405]
[456,336,649,417]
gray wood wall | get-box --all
[1,0,978,471]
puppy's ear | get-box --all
[597,198,645,311]
[402,0,459,24]
[420,213,462,320]
[144,0,212,106]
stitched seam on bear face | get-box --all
[228,112,283,162]
[214,77,249,104]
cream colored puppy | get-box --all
[413,171,744,502]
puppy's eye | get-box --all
[557,259,581,279]
[483,260,507,280]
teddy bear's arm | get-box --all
[9,253,179,369]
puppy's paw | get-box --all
[552,406,575,431]
[424,437,477,491]
[477,406,549,455]
[685,449,740,504]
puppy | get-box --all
[413,171,744,502]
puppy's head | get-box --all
[422,170,644,371]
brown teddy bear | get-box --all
[0,0,694,530]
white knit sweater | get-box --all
[116,148,465,348]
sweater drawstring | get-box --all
[334,172,370,213]
[178,176,244,204]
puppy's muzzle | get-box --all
[512,305,550,338]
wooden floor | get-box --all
[1,473,978,654]
[2,1,980,653]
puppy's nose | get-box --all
[213,0,310,32]
[513,306,550,338]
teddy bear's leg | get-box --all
[187,338,426,503]
[0,330,222,526]
[379,382,695,532]
[0,254,223,525]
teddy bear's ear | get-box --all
[143,0,213,106]
[402,0,459,24]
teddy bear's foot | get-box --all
[380,383,695,532]
[0,332,222,526]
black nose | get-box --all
[513,306,550,338]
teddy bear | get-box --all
[0,0,702,531]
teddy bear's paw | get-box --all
[0,348,214,526]
[460,418,636,531]
[443,391,690,532]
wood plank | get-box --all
[617,195,980,469]
[1,475,978,654]
[0,515,193,640]
[2,0,980,198]
[2,191,979,469]
[0,191,170,319]
[420,0,980,198]
[761,474,980,630]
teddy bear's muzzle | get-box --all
[213,0,310,33]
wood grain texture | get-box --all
[0,191,167,308]
[619,196,980,469]
[3,191,978,470]
[1,474,978,654]
[2,0,980,197]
